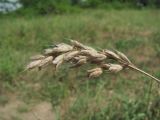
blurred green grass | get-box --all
[0,9,160,120]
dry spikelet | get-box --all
[64,51,79,61]
[71,40,96,52]
[80,50,106,62]
[74,55,87,61]
[52,54,65,70]
[44,48,55,55]
[52,43,73,53]
[71,57,87,68]
[100,64,110,69]
[90,53,107,62]
[52,54,64,65]
[55,60,63,70]
[108,64,123,73]
[38,56,53,68]
[26,60,42,70]
[80,50,97,56]
[103,49,120,60]
[30,55,45,60]
[87,68,103,78]
[80,50,107,61]
[115,50,131,63]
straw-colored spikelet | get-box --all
[115,50,131,63]
[44,43,73,55]
[44,48,55,55]
[100,64,110,69]
[87,68,103,78]
[71,58,87,67]
[90,53,107,62]
[71,40,96,52]
[52,54,64,64]
[26,60,42,70]
[74,55,87,61]
[103,49,120,60]
[52,54,65,70]
[38,56,53,68]
[80,50,106,62]
[52,43,73,53]
[108,64,123,73]
[80,49,97,56]
[71,55,87,67]
[30,55,45,60]
[64,51,79,61]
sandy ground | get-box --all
[0,100,55,120]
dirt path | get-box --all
[0,100,55,120]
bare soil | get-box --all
[0,100,55,120]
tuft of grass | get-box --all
[0,95,9,106]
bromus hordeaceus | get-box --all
[25,40,160,83]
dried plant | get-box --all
[26,40,160,83]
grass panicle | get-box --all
[26,40,160,83]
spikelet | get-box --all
[64,51,79,61]
[80,50,98,56]
[71,57,87,68]
[100,64,110,69]
[44,48,55,55]
[115,50,131,63]
[30,55,45,60]
[71,40,96,52]
[103,49,120,60]
[52,43,73,53]
[80,50,106,62]
[52,54,64,65]
[55,60,63,70]
[52,54,65,70]
[91,53,107,62]
[38,56,53,68]
[108,64,123,73]
[26,60,42,70]
[87,68,103,78]
[74,55,87,61]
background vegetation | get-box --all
[0,1,160,120]
[1,0,160,15]
[17,0,159,15]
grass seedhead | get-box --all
[26,40,160,84]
